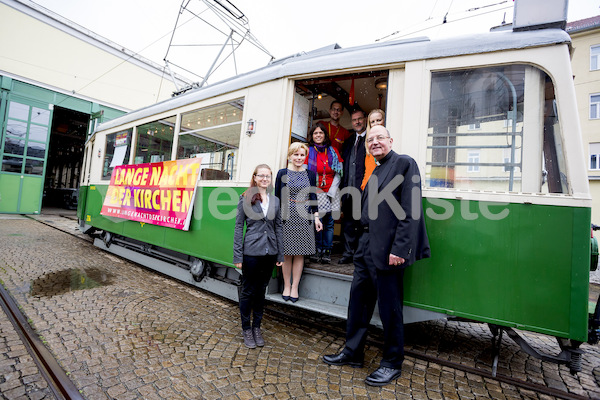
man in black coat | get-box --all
[323,125,431,386]
[338,109,367,264]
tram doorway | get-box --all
[293,71,389,262]
[42,106,88,210]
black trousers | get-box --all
[341,197,361,258]
[343,233,406,369]
[239,254,276,330]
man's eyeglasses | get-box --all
[366,135,390,144]
[255,174,272,180]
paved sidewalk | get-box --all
[0,217,599,399]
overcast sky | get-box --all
[30,0,600,84]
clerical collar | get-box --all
[377,150,394,165]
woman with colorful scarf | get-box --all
[305,122,343,264]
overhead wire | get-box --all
[48,13,199,110]
[376,1,511,42]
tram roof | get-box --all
[95,28,571,134]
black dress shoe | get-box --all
[282,295,290,301]
[338,256,353,264]
[364,366,402,386]
[322,352,363,368]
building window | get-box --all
[591,94,600,119]
[467,151,480,172]
[591,143,600,170]
[468,121,481,130]
[592,45,600,71]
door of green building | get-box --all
[0,95,52,214]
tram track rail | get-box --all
[0,283,84,400]
[27,214,593,400]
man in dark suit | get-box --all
[323,125,431,386]
[338,109,367,264]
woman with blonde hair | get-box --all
[361,109,385,190]
[275,142,323,302]
[233,164,284,348]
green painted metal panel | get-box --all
[123,219,166,245]
[404,198,590,341]
[11,81,57,105]
[570,207,592,341]
[84,185,125,235]
[0,174,20,212]
[83,187,591,341]
[19,176,43,213]
[0,94,52,214]
[0,76,12,91]
[162,187,244,265]
[53,95,92,114]
[77,186,88,221]
[100,107,126,123]
[11,81,92,114]
[84,185,242,266]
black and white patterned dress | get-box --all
[282,169,316,255]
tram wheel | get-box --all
[190,258,207,282]
[102,231,113,248]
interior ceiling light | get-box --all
[375,78,387,90]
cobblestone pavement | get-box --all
[1,215,600,399]
[0,304,56,399]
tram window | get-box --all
[541,89,568,194]
[177,99,244,180]
[426,65,568,194]
[427,66,525,191]
[134,116,176,164]
[102,129,132,180]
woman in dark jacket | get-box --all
[233,164,284,348]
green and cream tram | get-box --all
[78,6,596,373]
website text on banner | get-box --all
[100,158,202,231]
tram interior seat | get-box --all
[201,168,230,180]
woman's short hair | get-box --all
[307,121,331,147]
[287,142,309,159]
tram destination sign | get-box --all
[100,158,202,230]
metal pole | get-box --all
[199,30,234,87]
